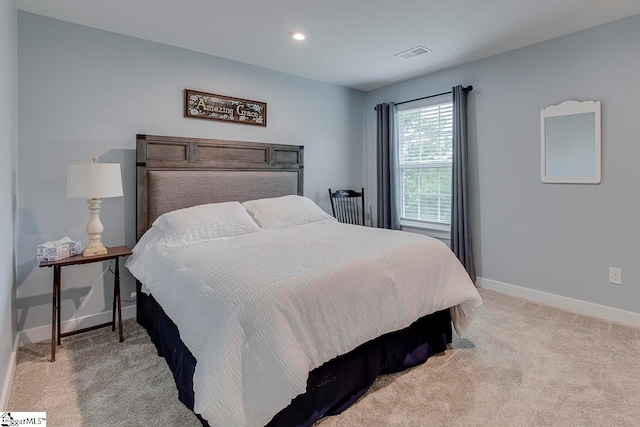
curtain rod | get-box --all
[394,85,473,107]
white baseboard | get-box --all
[1,334,20,411]
[19,305,137,347]
[477,277,640,328]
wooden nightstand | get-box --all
[39,245,132,362]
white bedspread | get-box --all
[126,221,482,427]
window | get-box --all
[397,95,453,231]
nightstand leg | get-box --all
[115,257,123,342]
[51,272,57,362]
[55,266,61,346]
[112,262,116,332]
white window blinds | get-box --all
[397,95,453,226]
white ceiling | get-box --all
[17,0,640,91]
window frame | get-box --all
[396,94,453,235]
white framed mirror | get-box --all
[541,100,601,184]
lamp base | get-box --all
[83,245,108,257]
[83,197,108,257]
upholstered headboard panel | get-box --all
[136,134,304,240]
[147,170,299,225]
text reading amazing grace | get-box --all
[185,89,267,127]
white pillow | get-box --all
[152,202,261,246]
[242,195,336,229]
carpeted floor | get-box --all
[8,288,640,426]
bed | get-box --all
[128,134,482,427]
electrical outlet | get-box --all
[609,267,622,285]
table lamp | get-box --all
[67,157,123,257]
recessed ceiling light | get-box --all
[291,32,306,41]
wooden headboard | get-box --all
[136,134,304,240]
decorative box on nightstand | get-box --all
[36,238,82,262]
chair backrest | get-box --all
[328,188,365,226]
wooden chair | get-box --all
[328,188,365,226]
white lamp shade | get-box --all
[67,162,123,198]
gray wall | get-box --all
[0,0,18,396]
[17,12,365,333]
[365,14,640,314]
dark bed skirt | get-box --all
[137,293,452,427]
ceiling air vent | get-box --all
[394,46,432,60]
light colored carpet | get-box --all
[8,289,640,426]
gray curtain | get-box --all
[450,86,476,283]
[375,103,400,230]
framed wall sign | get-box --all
[184,89,267,127]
